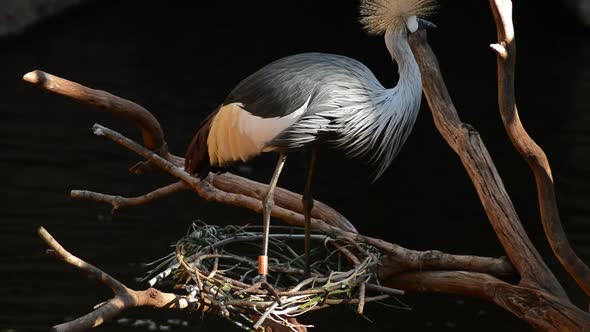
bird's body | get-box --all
[184,0,436,279]
[186,30,421,180]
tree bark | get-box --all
[489,0,590,296]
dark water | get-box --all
[1,1,588,331]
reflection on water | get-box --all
[0,1,587,331]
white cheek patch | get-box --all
[406,15,418,33]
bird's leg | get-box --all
[302,145,317,278]
[259,153,287,280]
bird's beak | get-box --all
[417,18,437,30]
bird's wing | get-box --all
[223,54,324,119]
[267,113,334,151]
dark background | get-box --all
[1,0,588,331]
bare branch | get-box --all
[21,70,357,233]
[71,181,188,213]
[408,31,567,299]
[62,118,512,280]
[38,227,205,332]
[386,271,590,331]
[379,250,515,280]
[295,215,515,278]
[39,226,126,295]
[489,0,590,297]
[22,70,168,155]
[91,123,356,232]
[207,172,355,232]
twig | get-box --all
[489,0,590,297]
[357,282,366,315]
[71,181,188,213]
[318,294,389,306]
[364,283,404,296]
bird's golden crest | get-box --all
[359,0,437,35]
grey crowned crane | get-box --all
[185,0,436,279]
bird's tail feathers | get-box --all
[184,109,218,179]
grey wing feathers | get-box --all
[225,53,385,151]
[224,53,382,119]
[268,114,334,150]
[224,54,320,118]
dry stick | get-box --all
[332,242,370,314]
[22,70,354,232]
[408,31,567,299]
[489,0,590,296]
[38,227,207,332]
[71,181,188,212]
[22,70,168,156]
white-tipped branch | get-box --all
[489,0,590,297]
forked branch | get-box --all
[408,31,567,299]
[23,70,356,233]
[38,227,205,332]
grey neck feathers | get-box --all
[361,27,421,180]
[384,27,421,95]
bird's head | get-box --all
[359,0,437,36]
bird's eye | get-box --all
[406,15,419,33]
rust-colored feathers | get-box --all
[184,110,218,178]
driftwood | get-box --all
[26,0,589,331]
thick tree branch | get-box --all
[288,211,515,278]
[386,271,590,331]
[408,31,567,299]
[489,0,590,297]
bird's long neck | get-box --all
[358,27,421,180]
[384,28,421,97]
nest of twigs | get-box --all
[147,223,406,331]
